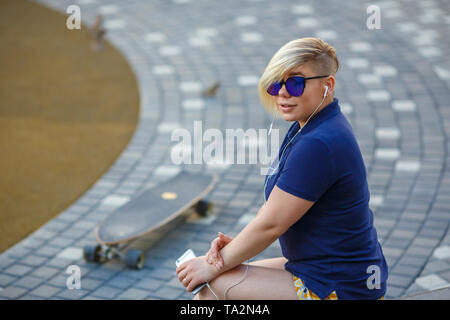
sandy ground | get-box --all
[0,0,140,253]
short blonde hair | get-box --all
[258,37,340,112]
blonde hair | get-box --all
[258,37,340,112]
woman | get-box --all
[176,37,388,300]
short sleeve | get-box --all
[276,137,334,202]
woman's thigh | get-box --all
[248,257,287,269]
[197,261,298,300]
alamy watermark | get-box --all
[170,121,280,175]
[366,5,381,30]
[366,265,381,290]
[66,265,81,290]
[66,5,81,30]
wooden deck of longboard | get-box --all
[96,171,217,245]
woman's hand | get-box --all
[176,256,219,292]
[206,232,233,270]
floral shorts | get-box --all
[293,275,338,300]
[292,275,384,300]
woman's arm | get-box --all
[214,185,315,273]
[176,185,315,292]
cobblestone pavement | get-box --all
[1,0,450,300]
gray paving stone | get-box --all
[0,286,27,299]
[166,276,184,289]
[386,285,406,299]
[147,267,176,282]
[428,210,450,221]
[419,227,447,239]
[32,229,57,241]
[91,286,122,299]
[31,266,61,280]
[397,255,429,268]
[75,277,103,291]
[382,247,404,258]
[0,274,16,287]
[86,267,119,281]
[44,220,70,232]
[117,288,150,300]
[34,246,62,257]
[395,220,422,231]
[152,286,183,300]
[62,228,90,239]
[21,255,48,267]
[135,278,165,291]
[81,295,104,300]
[46,274,70,288]
[439,270,450,282]
[19,237,45,250]
[3,245,31,259]
[29,285,62,299]
[405,246,433,258]
[391,264,422,278]
[17,294,45,300]
[388,273,415,288]
[411,237,441,247]
[212,215,237,227]
[384,237,411,249]
[421,260,450,276]
[14,276,45,290]
[390,229,416,240]
[55,289,89,300]
[403,282,425,296]
[385,256,399,269]
[46,237,74,248]
[3,264,32,277]
[46,257,75,269]
[106,274,138,289]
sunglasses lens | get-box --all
[267,82,281,96]
[286,77,304,96]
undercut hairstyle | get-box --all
[258,37,340,111]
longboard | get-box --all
[83,171,218,269]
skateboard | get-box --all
[83,171,218,269]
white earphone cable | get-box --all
[206,259,250,300]
[206,283,219,300]
[223,260,250,300]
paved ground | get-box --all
[1,0,450,300]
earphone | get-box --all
[263,85,329,203]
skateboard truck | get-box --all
[83,241,145,270]
[195,200,213,217]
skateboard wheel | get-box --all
[104,247,115,260]
[126,249,145,270]
[83,245,102,263]
[196,200,212,217]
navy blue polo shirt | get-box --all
[264,98,388,300]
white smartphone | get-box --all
[176,249,207,295]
